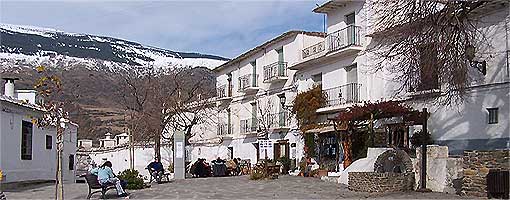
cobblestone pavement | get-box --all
[4,176,465,199]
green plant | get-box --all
[309,169,319,177]
[410,130,434,148]
[249,170,265,180]
[117,169,145,190]
[292,85,326,131]
[167,163,174,173]
[304,133,316,158]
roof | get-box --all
[313,0,352,14]
[212,30,325,72]
[0,94,46,112]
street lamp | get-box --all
[466,44,487,75]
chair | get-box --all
[82,173,116,199]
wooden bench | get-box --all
[82,173,116,199]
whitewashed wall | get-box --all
[88,145,173,179]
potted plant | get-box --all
[317,164,329,177]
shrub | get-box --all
[249,170,265,180]
[410,130,434,148]
[117,169,145,190]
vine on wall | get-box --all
[291,85,326,158]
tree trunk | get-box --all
[55,126,64,200]
[342,134,352,169]
[154,135,161,161]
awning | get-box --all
[305,126,335,134]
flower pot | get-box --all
[317,169,328,177]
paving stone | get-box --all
[3,176,463,199]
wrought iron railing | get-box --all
[240,118,258,134]
[326,25,361,52]
[216,84,232,98]
[322,83,360,107]
[238,74,258,91]
[266,111,290,128]
[217,123,233,136]
[263,61,287,82]
[302,41,325,59]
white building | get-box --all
[114,133,129,146]
[293,0,509,155]
[188,31,325,165]
[99,132,115,148]
[78,139,93,150]
[0,78,77,183]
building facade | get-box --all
[188,31,325,166]
[0,80,77,183]
[294,0,509,155]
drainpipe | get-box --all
[505,12,509,80]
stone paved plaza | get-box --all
[4,176,464,199]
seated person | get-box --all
[90,161,128,197]
[147,158,164,183]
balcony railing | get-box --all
[326,25,361,52]
[217,123,233,136]
[263,61,288,83]
[238,74,258,92]
[265,111,290,129]
[322,83,360,107]
[240,118,258,134]
[302,41,325,59]
[216,84,233,99]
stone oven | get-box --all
[348,149,415,192]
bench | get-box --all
[82,173,116,199]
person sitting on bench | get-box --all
[90,161,128,197]
[147,158,164,183]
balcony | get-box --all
[326,25,361,53]
[299,25,361,60]
[263,61,288,83]
[240,118,258,134]
[318,83,360,112]
[238,74,259,93]
[265,111,291,131]
[216,84,233,101]
[217,123,233,137]
[302,41,325,59]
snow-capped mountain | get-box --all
[0,23,228,70]
[0,24,227,140]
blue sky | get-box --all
[0,0,325,58]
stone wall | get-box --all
[462,150,510,198]
[413,145,463,193]
[348,172,414,193]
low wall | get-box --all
[348,172,414,192]
[462,149,510,198]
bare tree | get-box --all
[367,0,501,104]
[116,65,216,160]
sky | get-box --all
[0,0,325,59]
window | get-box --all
[21,121,33,160]
[487,108,498,124]
[346,13,355,25]
[312,73,322,85]
[46,135,52,149]
[68,154,75,170]
[417,44,439,91]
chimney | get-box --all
[3,78,19,98]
